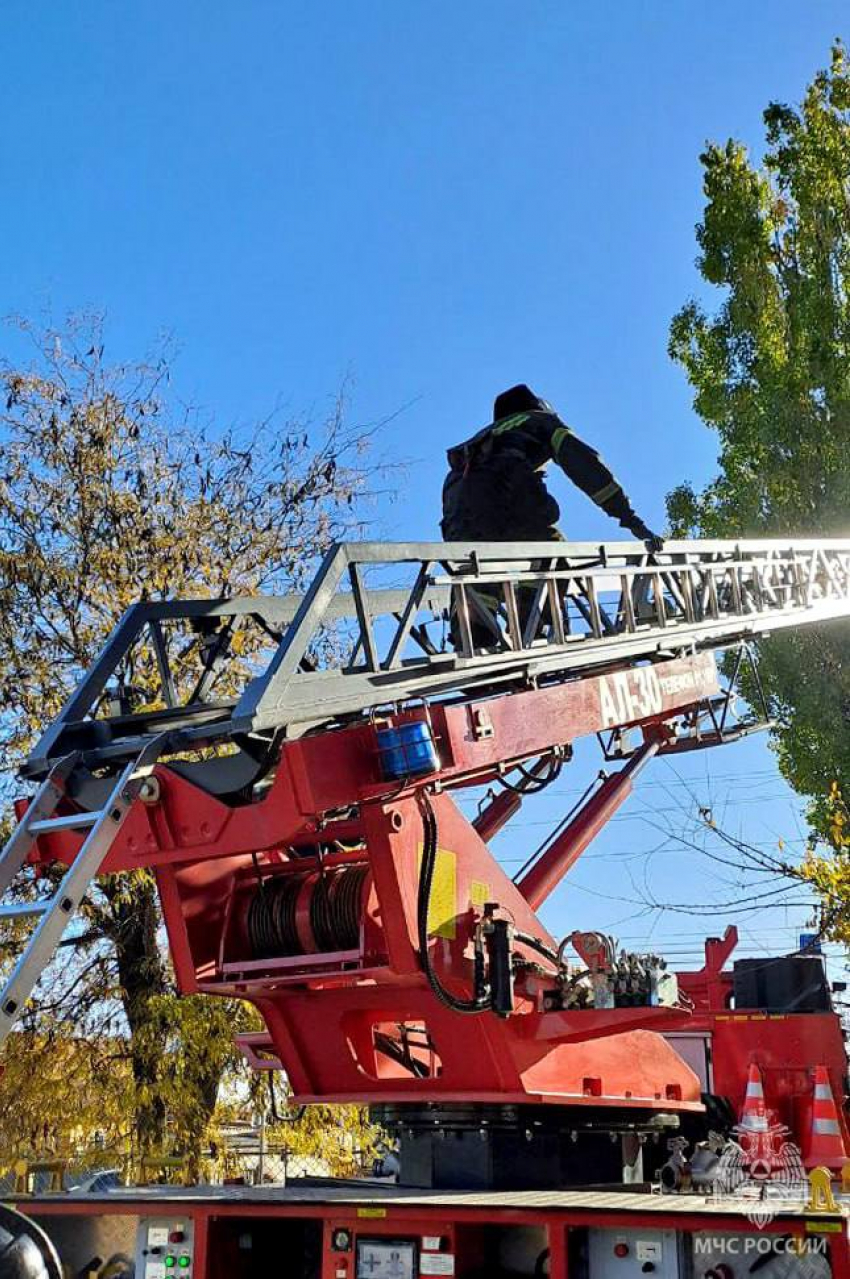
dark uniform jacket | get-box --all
[441,408,640,542]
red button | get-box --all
[614,1244,630,1258]
[169,1232,186,1244]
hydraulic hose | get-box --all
[513,929,561,969]
[497,754,564,795]
[417,793,490,1014]
[418,798,564,1010]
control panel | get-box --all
[355,1238,417,1279]
[135,1217,196,1279]
[588,1229,683,1279]
[328,1227,458,1279]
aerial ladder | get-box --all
[1,536,850,1179]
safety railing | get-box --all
[233,537,850,729]
[25,538,850,775]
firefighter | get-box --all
[441,385,663,649]
[441,384,663,550]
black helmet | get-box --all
[0,1207,61,1279]
[493,385,551,419]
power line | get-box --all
[491,794,797,831]
[615,926,830,940]
[457,770,791,804]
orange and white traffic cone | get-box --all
[802,1065,848,1171]
[739,1062,770,1132]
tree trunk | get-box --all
[102,874,168,1154]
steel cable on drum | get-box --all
[248,864,369,958]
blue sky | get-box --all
[2,3,848,972]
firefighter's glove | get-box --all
[630,520,664,554]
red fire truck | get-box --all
[3,538,850,1279]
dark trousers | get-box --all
[441,472,565,653]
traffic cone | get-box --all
[739,1062,770,1132]
[802,1065,848,1171]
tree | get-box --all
[667,42,850,935]
[0,312,387,1164]
[0,1029,132,1173]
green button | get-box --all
[179,1259,191,1269]
[165,1259,176,1270]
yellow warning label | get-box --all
[417,846,457,939]
[357,1207,388,1219]
[469,880,490,910]
[716,1013,787,1023]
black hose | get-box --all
[418,793,490,1014]
[517,756,563,786]
[267,1073,307,1124]
[514,930,561,968]
[373,1032,431,1079]
[497,755,563,795]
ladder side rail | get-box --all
[266,583,450,625]
[452,549,825,580]
[441,549,833,597]
[90,590,451,629]
[245,587,850,734]
[26,598,262,771]
[24,538,850,766]
[234,543,351,723]
[338,536,850,559]
[27,603,150,773]
[0,755,79,897]
[25,585,453,774]
[0,740,165,1049]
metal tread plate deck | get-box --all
[14,1184,848,1218]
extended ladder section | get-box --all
[21,537,850,779]
[0,741,163,1048]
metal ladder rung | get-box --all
[28,811,101,835]
[0,757,81,901]
[0,901,50,921]
[0,738,163,1046]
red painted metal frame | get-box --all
[518,737,661,909]
[25,652,720,874]
[22,1194,850,1279]
[24,653,723,1109]
[677,927,850,1157]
